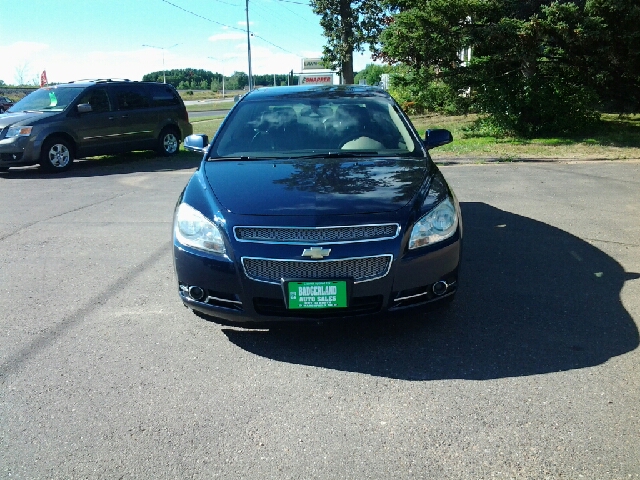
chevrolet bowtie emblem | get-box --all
[301,247,331,259]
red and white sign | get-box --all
[40,70,48,87]
[299,75,333,86]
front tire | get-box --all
[40,137,74,173]
[157,127,180,156]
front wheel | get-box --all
[40,137,74,173]
[157,128,180,156]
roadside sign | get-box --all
[302,58,326,71]
[299,74,334,86]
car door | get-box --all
[109,84,157,151]
[70,87,122,157]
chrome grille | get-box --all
[242,255,393,284]
[234,224,399,244]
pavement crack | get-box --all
[585,238,640,248]
[0,193,128,242]
[0,241,171,378]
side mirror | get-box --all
[184,134,209,153]
[424,129,453,149]
[77,103,93,114]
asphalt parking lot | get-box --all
[1,156,639,479]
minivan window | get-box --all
[112,85,150,110]
[77,88,111,113]
[149,84,180,107]
[8,86,84,113]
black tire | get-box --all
[157,127,180,156]
[40,137,74,173]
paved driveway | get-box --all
[1,158,639,479]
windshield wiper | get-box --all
[206,156,280,161]
[292,151,379,159]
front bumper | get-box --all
[0,135,39,167]
[173,234,461,324]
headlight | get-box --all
[408,197,458,249]
[174,203,226,254]
[6,126,33,138]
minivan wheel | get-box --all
[40,137,74,173]
[157,128,180,156]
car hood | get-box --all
[0,110,58,128]
[203,157,430,216]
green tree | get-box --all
[310,0,388,84]
[225,71,249,91]
[379,0,609,135]
[354,63,391,85]
[585,0,640,113]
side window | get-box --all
[77,88,111,113]
[149,84,180,107]
[113,85,150,110]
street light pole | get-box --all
[142,43,179,83]
[245,0,253,91]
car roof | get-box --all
[242,84,390,101]
[53,79,171,88]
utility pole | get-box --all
[245,0,253,91]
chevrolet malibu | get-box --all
[174,85,462,324]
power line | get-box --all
[253,0,316,28]
[161,0,302,57]
[271,0,310,5]
[160,0,246,32]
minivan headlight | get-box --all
[408,197,458,249]
[174,203,226,254]
[6,126,33,138]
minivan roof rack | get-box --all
[67,78,133,84]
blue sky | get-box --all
[0,0,376,85]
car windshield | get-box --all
[8,86,84,113]
[210,94,422,159]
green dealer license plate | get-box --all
[287,280,348,309]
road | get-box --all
[1,158,639,479]
[189,109,230,119]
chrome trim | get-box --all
[393,281,457,302]
[205,295,242,305]
[233,223,401,245]
[180,285,242,305]
[83,130,154,140]
[241,254,394,285]
[301,247,331,259]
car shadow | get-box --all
[221,202,640,380]
[0,151,202,179]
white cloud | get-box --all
[0,40,376,86]
[0,42,51,84]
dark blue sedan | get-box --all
[174,85,461,324]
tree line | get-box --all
[141,69,297,91]
[312,0,640,136]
